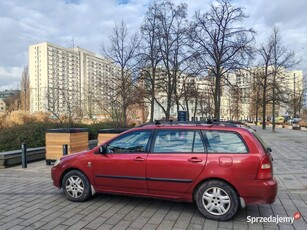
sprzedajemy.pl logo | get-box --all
[247,212,301,225]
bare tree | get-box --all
[190,0,255,121]
[271,27,298,131]
[3,92,21,113]
[139,2,162,122]
[182,77,199,121]
[102,21,140,126]
[249,68,263,125]
[20,66,30,111]
[258,26,298,130]
[149,1,190,121]
[230,86,242,121]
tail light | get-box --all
[257,155,273,179]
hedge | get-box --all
[0,121,121,152]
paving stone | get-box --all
[66,220,90,230]
[141,223,158,230]
[218,221,233,229]
[232,222,248,230]
[189,211,205,226]
[96,223,114,230]
[157,220,175,230]
[187,223,203,230]
[51,224,70,230]
[202,219,218,230]
[109,220,131,230]
[40,217,67,230]
[164,203,184,221]
[147,202,172,225]
[173,204,194,229]
[129,216,150,229]
[83,217,107,229]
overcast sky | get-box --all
[0,0,306,90]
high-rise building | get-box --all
[229,68,304,120]
[29,42,119,118]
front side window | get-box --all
[203,131,248,153]
[106,131,151,153]
[153,130,204,153]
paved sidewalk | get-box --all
[0,126,307,230]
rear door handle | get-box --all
[134,157,145,162]
[188,157,202,163]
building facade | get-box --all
[227,68,304,120]
[145,67,304,122]
[0,90,21,113]
[29,42,119,118]
[0,99,5,113]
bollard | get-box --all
[63,144,68,156]
[21,143,27,168]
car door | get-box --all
[146,129,207,198]
[93,130,151,194]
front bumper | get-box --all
[51,166,62,188]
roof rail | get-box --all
[137,120,251,128]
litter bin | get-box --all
[45,128,89,165]
[97,128,129,145]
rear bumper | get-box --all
[239,177,277,205]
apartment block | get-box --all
[0,99,5,113]
[145,66,304,122]
[29,42,119,118]
[229,68,304,120]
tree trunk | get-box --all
[262,72,267,130]
[214,74,221,121]
[150,68,156,122]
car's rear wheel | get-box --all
[195,180,239,221]
[62,170,91,202]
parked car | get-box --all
[51,121,277,221]
[292,117,301,124]
[274,116,285,124]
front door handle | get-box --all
[188,157,202,163]
[134,157,145,162]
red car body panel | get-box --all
[93,153,148,193]
[51,124,277,205]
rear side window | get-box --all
[202,131,248,153]
[153,130,205,153]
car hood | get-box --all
[60,149,89,161]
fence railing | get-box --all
[0,147,45,169]
[0,140,98,168]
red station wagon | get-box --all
[51,122,277,221]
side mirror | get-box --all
[267,147,272,153]
[99,146,106,154]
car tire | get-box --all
[62,170,91,202]
[195,180,239,221]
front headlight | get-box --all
[54,159,61,167]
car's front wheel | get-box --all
[62,170,91,202]
[195,180,239,221]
